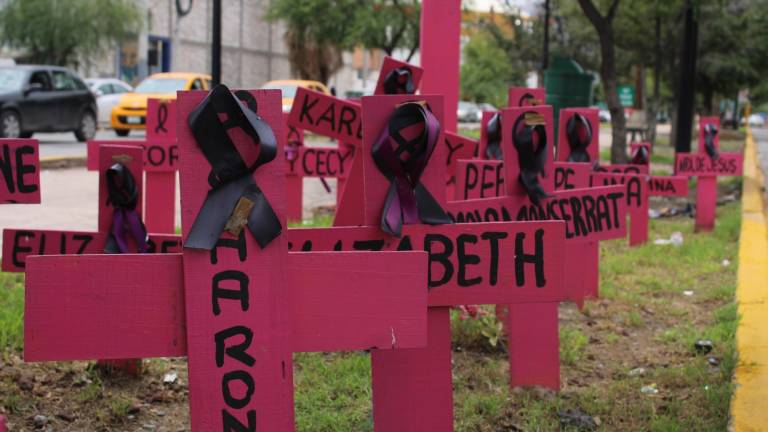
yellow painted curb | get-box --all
[730,126,768,431]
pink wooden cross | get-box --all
[0,138,40,204]
[3,144,181,273]
[24,89,431,431]
[287,94,567,431]
[87,98,179,234]
[675,117,743,231]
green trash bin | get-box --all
[544,57,595,140]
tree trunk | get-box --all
[599,26,627,163]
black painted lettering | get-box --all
[222,410,256,432]
[481,231,508,286]
[514,229,546,288]
[221,370,255,410]
[338,105,356,137]
[456,234,481,286]
[298,93,318,125]
[211,232,247,264]
[212,270,250,316]
[215,326,256,367]
[424,234,454,288]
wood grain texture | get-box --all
[287,222,566,306]
[500,106,555,199]
[371,307,453,432]
[178,89,294,431]
[0,139,40,204]
[23,251,428,360]
[1,229,181,272]
[556,108,600,162]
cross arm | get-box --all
[24,251,427,361]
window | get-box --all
[111,83,129,94]
[190,79,204,90]
[52,70,78,91]
[99,84,113,95]
[28,71,52,91]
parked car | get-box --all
[0,65,97,141]
[457,101,480,123]
[85,78,133,126]
[477,102,497,112]
[261,79,332,113]
[746,113,766,127]
[598,109,611,123]
[110,72,211,136]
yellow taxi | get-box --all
[110,72,211,136]
[260,79,332,113]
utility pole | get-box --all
[212,0,222,86]
[674,0,698,153]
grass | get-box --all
[0,200,742,431]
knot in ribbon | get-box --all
[104,162,148,254]
[512,112,551,206]
[185,84,282,250]
[630,145,649,165]
[484,112,502,160]
[372,101,452,237]
[155,101,168,134]
[704,123,719,160]
[565,113,592,162]
[383,67,415,95]
[519,92,542,107]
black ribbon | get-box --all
[104,162,148,254]
[519,92,539,107]
[513,112,551,206]
[372,102,452,237]
[155,101,168,134]
[484,112,502,160]
[565,113,592,162]
[383,67,415,95]
[185,84,282,250]
[704,123,719,160]
[630,145,649,165]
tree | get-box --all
[576,0,627,163]
[268,0,421,84]
[0,0,141,67]
[460,31,521,107]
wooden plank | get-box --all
[454,159,504,200]
[696,176,718,231]
[591,172,649,246]
[420,0,461,131]
[98,145,144,233]
[23,251,428,360]
[648,175,689,197]
[556,108,600,162]
[675,153,743,177]
[371,307,453,432]
[508,302,560,389]
[288,87,362,145]
[144,99,179,172]
[554,162,592,191]
[285,145,354,178]
[0,139,40,204]
[443,131,478,199]
[178,89,294,430]
[1,229,181,272]
[445,185,628,243]
[287,222,566,306]
[501,106,555,199]
[145,171,176,233]
[373,56,424,95]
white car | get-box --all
[85,78,133,126]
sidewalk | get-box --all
[730,127,768,431]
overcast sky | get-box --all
[466,0,542,16]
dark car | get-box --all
[0,65,97,141]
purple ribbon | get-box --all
[372,102,452,237]
[104,162,148,253]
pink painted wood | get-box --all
[556,108,600,162]
[675,153,743,177]
[696,176,718,231]
[648,176,689,197]
[178,89,295,430]
[285,114,305,221]
[443,131,479,199]
[2,229,181,272]
[23,251,428,362]
[508,87,546,107]
[508,302,560,388]
[143,99,179,232]
[373,56,425,96]
[454,159,504,200]
[287,88,362,145]
[591,172,649,246]
[501,106,555,198]
[371,307,453,432]
[144,171,176,233]
[420,0,461,131]
[0,139,40,204]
